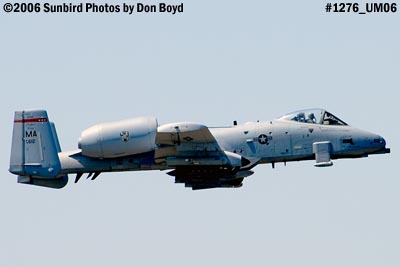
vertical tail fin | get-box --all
[9,110,68,189]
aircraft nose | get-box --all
[367,134,390,154]
[369,134,384,147]
[372,135,386,147]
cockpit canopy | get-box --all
[278,109,348,126]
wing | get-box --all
[156,122,223,161]
[155,122,252,189]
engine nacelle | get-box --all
[78,117,158,159]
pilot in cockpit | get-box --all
[297,112,305,122]
[307,113,316,124]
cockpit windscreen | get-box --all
[279,109,348,126]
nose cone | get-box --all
[373,135,390,154]
[359,131,390,155]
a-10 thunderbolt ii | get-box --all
[9,108,390,190]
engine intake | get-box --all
[78,117,158,159]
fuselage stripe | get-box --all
[14,118,48,123]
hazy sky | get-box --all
[1,1,399,266]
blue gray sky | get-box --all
[1,1,399,266]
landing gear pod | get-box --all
[313,141,333,167]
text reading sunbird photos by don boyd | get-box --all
[3,2,184,15]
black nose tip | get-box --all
[373,136,386,146]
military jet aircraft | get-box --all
[9,108,390,190]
